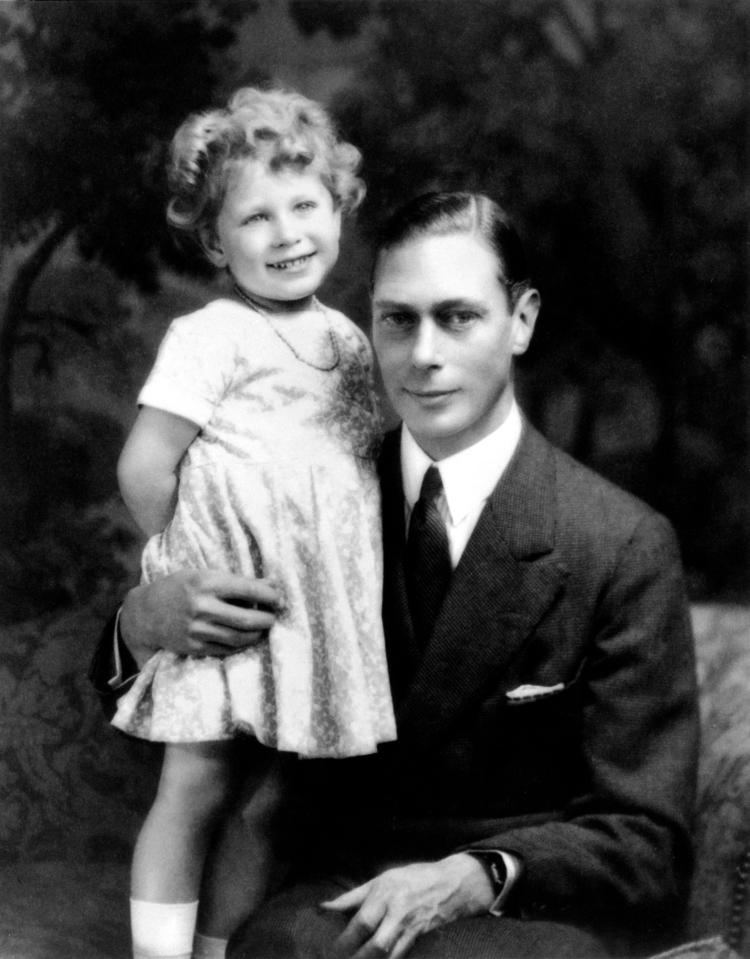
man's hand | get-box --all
[120,570,281,667]
[320,853,494,959]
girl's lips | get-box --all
[268,252,315,271]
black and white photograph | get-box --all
[0,2,748,957]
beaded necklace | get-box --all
[233,283,340,372]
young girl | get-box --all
[112,86,396,959]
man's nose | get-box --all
[410,319,442,368]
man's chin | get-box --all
[406,418,463,458]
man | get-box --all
[92,192,698,958]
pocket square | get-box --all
[505,682,564,700]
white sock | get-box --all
[192,931,228,959]
[130,898,199,959]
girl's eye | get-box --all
[296,200,317,213]
[243,212,268,224]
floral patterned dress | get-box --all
[111,298,396,757]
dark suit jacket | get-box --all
[286,422,698,948]
[90,420,699,949]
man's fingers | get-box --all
[186,618,271,654]
[320,884,370,911]
[190,574,281,637]
[186,633,266,658]
[331,896,386,957]
[121,570,280,659]
[198,596,277,636]
[390,929,419,959]
[351,912,405,959]
[205,572,282,610]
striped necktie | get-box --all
[406,464,452,646]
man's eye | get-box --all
[441,310,479,327]
[379,312,415,329]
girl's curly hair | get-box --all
[166,86,365,250]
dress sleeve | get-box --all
[138,308,239,427]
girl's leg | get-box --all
[131,740,234,959]
[197,742,289,944]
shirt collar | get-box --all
[401,401,523,525]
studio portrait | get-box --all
[0,2,748,958]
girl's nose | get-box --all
[410,319,442,368]
[272,213,300,247]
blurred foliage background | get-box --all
[0,0,748,626]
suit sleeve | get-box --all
[88,611,140,720]
[468,514,699,926]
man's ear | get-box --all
[511,288,540,357]
[200,227,227,268]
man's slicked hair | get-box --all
[374,192,531,306]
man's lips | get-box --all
[268,252,316,271]
[403,387,458,400]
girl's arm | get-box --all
[117,405,200,536]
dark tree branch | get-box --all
[0,217,73,436]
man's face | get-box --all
[372,232,538,459]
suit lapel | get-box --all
[393,423,569,745]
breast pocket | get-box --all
[504,676,581,736]
[477,664,587,809]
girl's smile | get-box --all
[268,252,316,271]
[204,161,342,303]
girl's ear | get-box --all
[200,226,227,268]
[511,288,540,357]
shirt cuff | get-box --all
[108,608,139,691]
[467,849,523,917]
[107,608,123,688]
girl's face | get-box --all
[206,160,342,304]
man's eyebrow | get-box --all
[372,297,486,312]
[372,299,417,312]
[434,298,486,312]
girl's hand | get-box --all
[120,570,281,666]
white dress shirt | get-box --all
[400,399,524,914]
[401,400,523,567]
